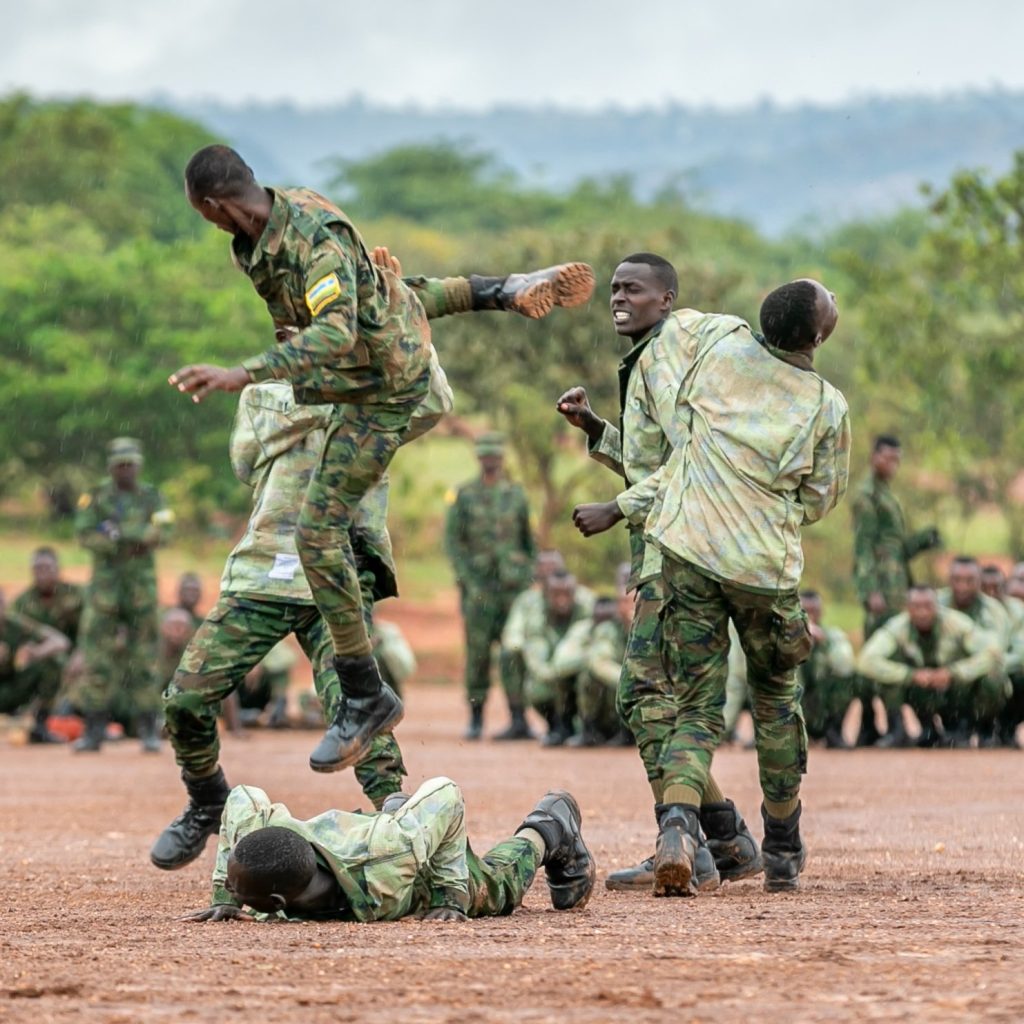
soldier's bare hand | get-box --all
[556,386,603,439]
[169,365,251,403]
[420,907,468,923]
[180,904,253,923]
[573,501,624,537]
[371,246,403,277]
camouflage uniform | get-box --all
[163,379,456,807]
[857,608,1005,730]
[551,615,625,738]
[798,626,857,740]
[852,474,938,637]
[588,312,753,801]
[445,453,535,709]
[11,581,83,708]
[521,590,594,718]
[209,778,539,920]
[623,312,850,808]
[234,187,433,658]
[74,445,172,716]
[0,612,56,714]
[991,592,1024,742]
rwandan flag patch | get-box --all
[305,272,342,316]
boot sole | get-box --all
[509,280,555,319]
[308,702,405,774]
[653,832,696,897]
[552,262,596,308]
[605,876,655,892]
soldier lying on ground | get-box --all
[182,777,595,923]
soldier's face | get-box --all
[871,445,901,480]
[186,185,240,235]
[610,264,674,339]
[800,596,823,624]
[161,614,193,649]
[907,591,938,631]
[478,454,504,476]
[949,564,981,606]
[178,578,201,610]
[545,581,576,618]
[110,461,139,489]
[798,278,839,344]
[32,556,59,593]
[980,572,1004,599]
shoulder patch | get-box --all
[77,493,92,510]
[305,272,342,316]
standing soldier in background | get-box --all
[852,435,941,746]
[74,438,173,753]
[12,547,84,742]
[445,433,536,740]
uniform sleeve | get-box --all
[1004,609,1024,675]
[242,233,361,382]
[444,490,471,587]
[798,400,851,525]
[501,593,529,651]
[825,628,856,678]
[950,623,1002,685]
[904,528,938,559]
[616,462,669,525]
[586,624,624,688]
[210,786,276,907]
[852,491,880,604]
[549,620,592,679]
[857,625,914,687]
[587,420,625,478]
[523,631,561,685]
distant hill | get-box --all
[162,91,1024,236]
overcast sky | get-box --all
[4,0,1022,111]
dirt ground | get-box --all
[1,677,1022,1024]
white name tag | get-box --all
[267,553,301,581]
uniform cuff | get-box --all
[241,354,276,382]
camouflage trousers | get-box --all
[296,392,425,658]
[76,586,160,714]
[798,666,859,739]
[163,594,405,809]
[884,669,1007,732]
[460,584,524,708]
[394,779,540,919]
[660,557,810,807]
[0,655,65,715]
[405,277,469,319]
[616,577,731,806]
[576,671,620,735]
[525,670,576,717]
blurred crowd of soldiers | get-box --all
[0,436,415,749]
[3,429,1022,754]
[446,431,1024,751]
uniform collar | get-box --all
[232,188,289,269]
[755,332,815,372]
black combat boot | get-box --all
[700,799,764,882]
[150,768,231,870]
[539,706,571,747]
[28,707,61,744]
[136,712,162,754]
[652,803,701,897]
[492,706,534,741]
[566,719,603,748]
[73,712,107,753]
[267,696,289,729]
[876,709,911,748]
[464,704,484,741]
[855,696,881,747]
[468,263,596,319]
[309,656,404,773]
[824,725,850,749]
[517,790,596,910]
[761,803,807,893]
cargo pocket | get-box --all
[770,604,812,673]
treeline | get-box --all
[1,95,1022,596]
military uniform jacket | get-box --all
[619,310,851,594]
[851,475,935,605]
[801,625,856,686]
[522,597,595,685]
[211,780,470,921]
[857,608,1001,687]
[12,582,84,645]
[237,188,432,407]
[444,477,535,593]
[74,480,171,583]
[223,375,451,604]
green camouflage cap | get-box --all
[107,436,144,466]
[475,432,505,457]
